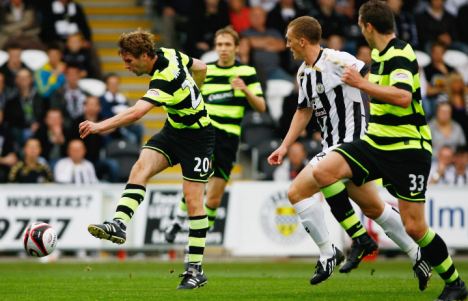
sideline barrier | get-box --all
[0,183,467,255]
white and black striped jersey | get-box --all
[297,48,368,151]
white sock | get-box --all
[374,203,419,264]
[293,195,334,261]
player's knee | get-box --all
[287,185,302,204]
[312,166,330,187]
[403,221,426,240]
[362,206,382,220]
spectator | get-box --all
[456,4,468,46]
[39,0,92,44]
[311,0,347,41]
[444,146,468,186]
[71,95,119,182]
[3,68,45,148]
[266,0,308,36]
[327,34,344,51]
[34,108,68,165]
[356,44,372,66]
[446,72,468,142]
[423,42,455,119]
[62,33,96,78]
[273,141,308,181]
[185,0,230,58]
[416,0,458,51]
[267,0,308,73]
[228,0,251,33]
[249,0,279,12]
[8,138,53,183]
[0,109,17,182]
[0,72,14,109]
[429,144,454,184]
[155,0,194,49]
[70,95,104,165]
[54,139,98,184]
[50,64,87,126]
[0,0,41,49]
[429,102,466,154]
[239,6,288,89]
[99,74,142,144]
[35,44,66,99]
[387,0,419,48]
[0,43,30,89]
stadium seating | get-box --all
[266,79,294,122]
[200,50,219,63]
[105,138,140,182]
[252,139,281,180]
[0,50,8,67]
[443,49,468,83]
[78,78,106,97]
[20,49,48,70]
[414,50,430,68]
[240,111,276,151]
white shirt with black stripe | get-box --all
[54,158,98,185]
[297,48,368,151]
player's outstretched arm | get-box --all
[79,99,153,139]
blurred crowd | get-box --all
[1,0,468,185]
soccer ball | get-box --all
[23,222,57,257]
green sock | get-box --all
[113,183,146,225]
[322,181,367,239]
[188,215,209,264]
[204,204,217,229]
[418,228,460,283]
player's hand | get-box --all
[79,120,100,139]
[342,66,364,89]
[230,76,247,91]
[268,145,287,166]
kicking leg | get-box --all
[88,149,169,244]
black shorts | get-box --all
[143,122,215,182]
[212,129,239,181]
[335,139,432,202]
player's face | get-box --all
[286,28,303,60]
[358,16,374,49]
[215,34,237,65]
[121,52,148,76]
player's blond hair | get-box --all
[288,16,322,44]
[118,29,157,58]
[215,26,240,46]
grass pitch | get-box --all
[0,258,467,301]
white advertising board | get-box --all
[0,185,102,250]
[225,182,344,256]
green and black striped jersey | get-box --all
[141,48,211,129]
[363,38,432,153]
[201,61,263,136]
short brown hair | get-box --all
[288,16,322,44]
[359,0,395,34]
[118,29,157,58]
[215,26,240,46]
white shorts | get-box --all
[308,145,340,167]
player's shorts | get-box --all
[143,122,215,183]
[212,128,239,181]
[334,139,432,202]
[308,145,339,167]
